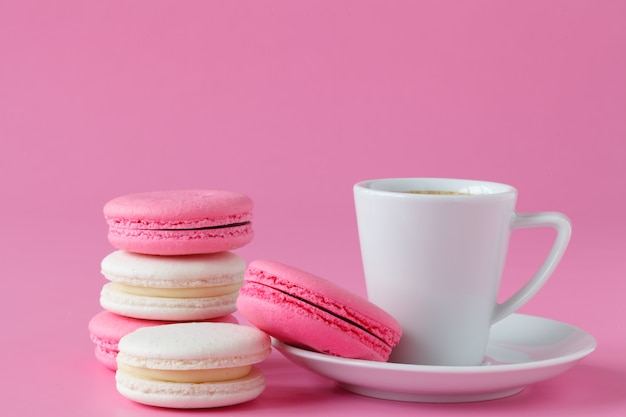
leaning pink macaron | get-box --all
[103,190,254,255]
[88,310,238,370]
[237,260,402,362]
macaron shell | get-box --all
[116,322,271,369]
[115,367,265,409]
[101,251,246,288]
[100,283,240,321]
[104,190,253,228]
[237,283,390,361]
[93,343,118,370]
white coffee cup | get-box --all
[354,178,571,366]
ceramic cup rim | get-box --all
[354,178,518,199]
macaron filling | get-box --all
[106,216,252,231]
[106,282,242,298]
[116,363,252,383]
[107,223,253,238]
[164,221,251,231]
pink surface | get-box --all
[1,1,624,415]
[238,260,401,361]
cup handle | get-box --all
[491,212,572,324]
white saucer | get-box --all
[272,314,596,403]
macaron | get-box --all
[87,310,238,370]
[100,250,246,321]
[103,190,254,255]
[236,260,402,362]
[115,322,271,408]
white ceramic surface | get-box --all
[353,178,572,366]
[272,314,596,403]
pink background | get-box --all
[1,1,624,415]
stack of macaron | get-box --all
[88,190,271,408]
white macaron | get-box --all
[115,322,271,408]
[100,250,246,321]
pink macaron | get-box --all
[88,310,238,370]
[103,190,254,255]
[236,260,402,362]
